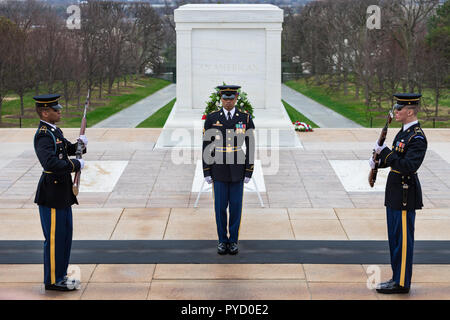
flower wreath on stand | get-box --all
[202,83,254,120]
[293,121,314,132]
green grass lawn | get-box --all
[285,78,450,128]
[282,100,319,128]
[136,98,175,128]
[136,99,319,129]
[0,76,171,128]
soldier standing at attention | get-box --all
[370,93,427,294]
[202,85,256,255]
[33,94,87,291]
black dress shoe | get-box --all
[377,279,395,287]
[45,280,78,291]
[229,242,239,255]
[217,242,228,255]
[376,281,410,294]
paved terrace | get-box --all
[0,128,449,300]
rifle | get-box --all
[368,106,394,187]
[72,90,89,196]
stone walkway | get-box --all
[93,84,176,128]
[92,83,361,129]
[2,128,449,209]
[281,84,363,128]
[1,263,450,300]
[1,128,449,300]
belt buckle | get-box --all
[226,147,232,152]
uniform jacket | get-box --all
[34,121,84,208]
[378,123,427,210]
[202,108,255,182]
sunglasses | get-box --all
[47,104,63,112]
[394,104,407,111]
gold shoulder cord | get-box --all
[68,158,75,172]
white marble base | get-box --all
[155,102,302,149]
[192,159,266,193]
[76,161,128,193]
[329,160,388,192]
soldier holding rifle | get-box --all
[369,93,427,294]
[33,94,88,291]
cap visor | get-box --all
[221,94,236,100]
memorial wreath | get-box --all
[202,84,254,120]
[293,121,313,132]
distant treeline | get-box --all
[0,0,174,122]
[282,0,449,118]
[0,0,448,124]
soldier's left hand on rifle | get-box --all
[368,157,377,169]
[78,135,88,150]
[373,141,386,155]
[369,141,386,169]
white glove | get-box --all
[368,157,376,169]
[244,177,251,184]
[79,135,88,148]
[374,141,386,154]
[78,159,85,170]
[205,176,212,184]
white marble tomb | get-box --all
[155,4,302,148]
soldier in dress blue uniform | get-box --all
[369,93,427,294]
[33,94,88,291]
[202,85,256,255]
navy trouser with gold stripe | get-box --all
[213,180,244,244]
[38,206,73,285]
[386,207,416,288]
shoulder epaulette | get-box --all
[408,127,425,143]
[206,110,220,120]
[34,126,57,155]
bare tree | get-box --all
[2,0,43,116]
[33,6,65,93]
[100,2,127,95]
[129,3,164,77]
[387,0,439,92]
[57,29,83,113]
[79,1,103,93]
[0,16,18,124]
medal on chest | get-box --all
[235,122,246,134]
[395,140,405,153]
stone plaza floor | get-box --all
[0,128,449,300]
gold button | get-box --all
[228,144,231,147]
[54,181,58,184]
